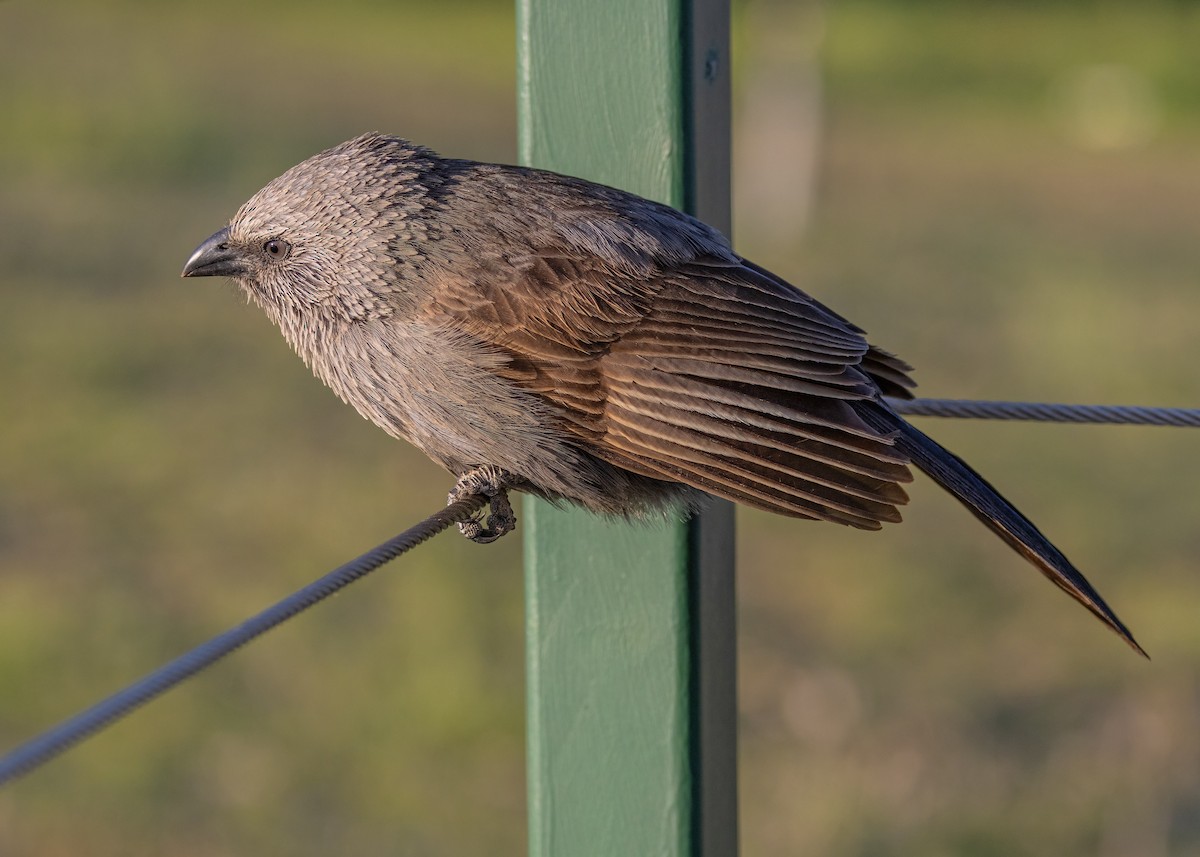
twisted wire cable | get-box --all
[887,397,1200,428]
[0,494,488,787]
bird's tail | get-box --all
[858,402,1145,657]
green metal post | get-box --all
[517,2,736,856]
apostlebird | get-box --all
[182,133,1141,654]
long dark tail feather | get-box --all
[858,402,1146,657]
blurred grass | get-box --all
[1,0,1199,855]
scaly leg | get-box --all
[447,465,517,544]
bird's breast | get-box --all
[307,318,580,478]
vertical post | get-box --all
[517,2,736,856]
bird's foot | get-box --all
[448,465,517,544]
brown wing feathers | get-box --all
[431,251,917,528]
[595,266,914,527]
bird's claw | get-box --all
[448,465,517,544]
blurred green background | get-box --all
[1,0,1199,854]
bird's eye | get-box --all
[263,238,291,259]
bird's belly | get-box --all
[311,320,576,476]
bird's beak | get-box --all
[181,227,245,278]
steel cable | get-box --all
[887,398,1200,427]
[0,494,488,787]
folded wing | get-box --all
[426,249,917,529]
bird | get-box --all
[182,132,1142,655]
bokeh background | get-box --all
[2,0,1199,854]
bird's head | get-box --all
[182,133,438,322]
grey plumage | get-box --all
[183,132,1142,654]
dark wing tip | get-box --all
[1090,603,1148,659]
[1028,550,1146,659]
[1110,619,1149,659]
[870,403,1148,659]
